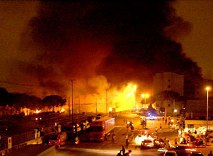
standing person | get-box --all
[208,151,213,156]
[121,145,125,155]
[75,136,79,144]
[174,138,178,147]
[125,135,129,147]
[117,151,122,156]
[112,132,116,143]
[165,139,170,150]
[144,119,147,128]
[126,150,132,156]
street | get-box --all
[8,112,213,156]
[38,113,178,156]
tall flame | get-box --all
[111,83,137,112]
[63,82,139,114]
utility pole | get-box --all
[79,98,80,114]
[96,98,98,115]
[106,89,108,116]
[68,97,70,119]
[206,86,211,132]
[71,80,74,124]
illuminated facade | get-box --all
[153,72,184,116]
[153,72,184,96]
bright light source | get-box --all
[206,86,211,91]
[141,93,150,98]
[35,109,41,114]
[174,109,177,113]
[146,94,150,98]
[133,85,137,91]
[60,108,65,113]
[141,93,145,98]
[109,107,112,112]
[134,134,154,145]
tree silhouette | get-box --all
[27,95,42,110]
[42,95,66,111]
[0,87,10,106]
[10,93,29,111]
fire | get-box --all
[64,79,139,114]
[35,109,41,114]
[60,107,65,113]
[110,83,137,112]
[135,134,154,145]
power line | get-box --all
[0,80,38,87]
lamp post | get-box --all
[205,86,211,131]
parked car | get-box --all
[48,133,58,146]
[192,138,205,147]
[141,139,154,148]
[62,122,81,134]
[163,150,204,156]
[42,132,57,145]
[186,151,204,156]
[96,114,102,120]
[163,150,178,156]
[80,119,90,132]
[154,138,165,148]
[43,132,67,147]
[168,145,204,156]
[134,135,144,147]
[176,150,204,156]
[87,116,96,123]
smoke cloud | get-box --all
[17,0,202,99]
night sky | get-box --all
[0,0,212,98]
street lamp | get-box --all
[205,86,211,131]
[174,109,177,116]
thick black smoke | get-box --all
[20,0,202,95]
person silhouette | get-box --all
[208,151,213,156]
[121,145,125,155]
[112,132,116,143]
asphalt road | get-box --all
[38,113,176,156]
[7,112,213,156]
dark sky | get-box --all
[0,0,210,98]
